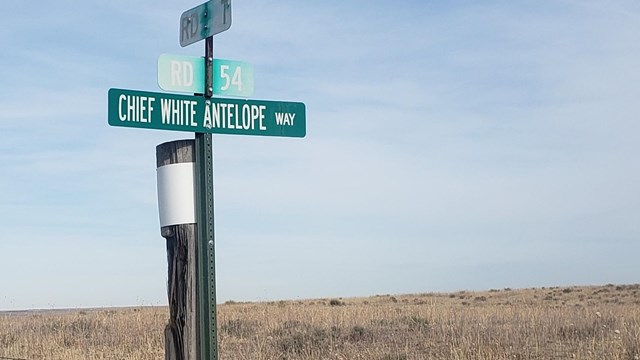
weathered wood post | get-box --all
[156,140,198,360]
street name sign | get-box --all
[180,0,232,47]
[110,1,303,359]
[213,58,254,97]
[157,54,253,97]
[158,54,205,94]
[108,88,305,138]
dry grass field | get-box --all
[1,284,639,360]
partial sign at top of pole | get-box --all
[180,0,232,47]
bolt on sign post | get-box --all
[107,1,306,358]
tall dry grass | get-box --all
[0,307,165,359]
[1,284,639,359]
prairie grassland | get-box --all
[1,284,639,360]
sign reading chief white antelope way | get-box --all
[107,88,305,138]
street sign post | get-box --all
[197,35,217,360]
[180,0,232,47]
[158,54,253,97]
[108,88,305,137]
[110,1,305,358]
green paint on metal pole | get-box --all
[195,131,216,360]
[194,35,218,360]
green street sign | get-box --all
[180,0,231,47]
[158,54,254,97]
[158,54,205,94]
[213,58,254,97]
[108,88,305,138]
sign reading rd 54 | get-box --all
[158,54,253,97]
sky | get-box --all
[1,0,639,311]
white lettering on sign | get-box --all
[160,98,198,127]
[118,94,155,123]
[203,102,266,131]
[274,112,296,126]
[219,64,242,91]
[170,60,194,87]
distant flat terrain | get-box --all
[1,284,639,359]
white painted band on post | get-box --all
[157,162,196,227]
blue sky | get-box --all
[1,0,639,310]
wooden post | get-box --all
[156,140,198,360]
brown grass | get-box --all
[1,284,639,359]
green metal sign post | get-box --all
[196,35,217,360]
[108,1,305,358]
